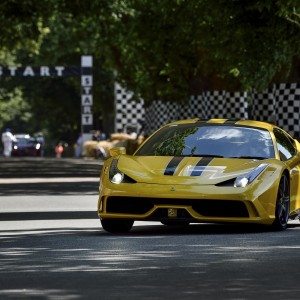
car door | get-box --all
[273,128,300,213]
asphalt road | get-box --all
[1,157,300,299]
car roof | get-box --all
[15,134,31,139]
[169,118,276,131]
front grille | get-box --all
[106,197,249,218]
[192,200,248,217]
[106,196,153,214]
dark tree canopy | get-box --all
[0,0,299,139]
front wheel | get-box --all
[272,175,290,231]
[101,219,134,233]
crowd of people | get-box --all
[1,127,135,159]
[74,130,107,158]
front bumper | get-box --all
[98,180,278,225]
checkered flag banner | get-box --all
[144,101,181,134]
[201,91,248,119]
[114,83,145,133]
[275,83,300,137]
[114,82,300,137]
[251,83,300,137]
[144,91,248,134]
[251,85,276,122]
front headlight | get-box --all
[108,159,137,184]
[109,159,124,184]
[111,172,124,184]
[234,163,269,188]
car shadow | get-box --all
[2,209,299,235]
[108,222,300,236]
[0,181,99,196]
[0,157,102,178]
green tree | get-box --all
[0,87,32,131]
[103,0,300,102]
[0,5,115,142]
[0,0,299,140]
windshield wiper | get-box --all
[187,154,225,158]
[229,155,267,160]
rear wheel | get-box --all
[100,219,134,233]
[272,175,290,231]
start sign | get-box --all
[0,66,79,77]
[0,56,94,134]
[81,56,93,131]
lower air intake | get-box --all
[106,197,249,218]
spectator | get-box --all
[92,130,107,142]
[55,142,64,158]
[1,128,16,157]
[92,130,100,141]
[99,130,107,141]
[75,133,83,157]
[36,133,45,157]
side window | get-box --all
[273,129,296,161]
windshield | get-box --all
[15,138,37,146]
[136,124,275,159]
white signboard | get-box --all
[81,75,93,86]
[82,114,93,125]
[81,56,93,132]
[81,95,93,106]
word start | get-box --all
[0,66,66,77]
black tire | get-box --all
[272,175,290,231]
[101,219,134,233]
[161,219,190,227]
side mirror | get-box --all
[294,139,300,152]
[109,147,126,157]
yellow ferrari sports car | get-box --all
[98,119,300,233]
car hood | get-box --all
[117,155,272,185]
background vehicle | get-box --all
[12,134,42,157]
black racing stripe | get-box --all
[164,157,184,176]
[190,157,214,176]
[224,119,240,124]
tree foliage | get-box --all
[0,87,32,130]
[103,0,300,102]
[0,3,115,141]
[0,0,299,139]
